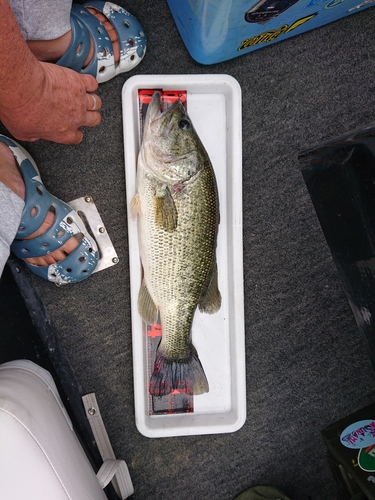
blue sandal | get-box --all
[0,135,99,284]
[57,1,147,83]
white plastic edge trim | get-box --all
[82,393,134,499]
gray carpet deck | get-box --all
[6,3,375,499]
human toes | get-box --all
[86,8,120,62]
[22,209,79,267]
[25,235,80,267]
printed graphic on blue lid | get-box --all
[340,420,375,449]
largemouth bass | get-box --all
[131,91,221,397]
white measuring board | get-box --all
[122,74,246,438]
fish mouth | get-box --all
[146,91,162,123]
[146,92,184,135]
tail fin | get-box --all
[149,345,209,397]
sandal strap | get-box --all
[11,207,90,258]
[0,135,99,284]
[24,235,98,284]
[84,1,147,77]
[56,13,95,76]
[1,136,61,239]
[57,2,147,83]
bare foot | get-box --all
[26,8,120,67]
[0,142,79,266]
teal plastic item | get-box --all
[0,135,99,284]
[167,0,374,64]
[57,1,147,83]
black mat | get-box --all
[3,3,375,499]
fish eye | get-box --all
[179,119,190,130]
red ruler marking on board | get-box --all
[139,88,193,416]
[146,323,194,415]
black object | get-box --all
[245,0,300,23]
[322,402,375,500]
[299,123,375,372]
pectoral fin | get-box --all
[138,278,158,324]
[154,185,178,231]
[198,260,222,314]
[130,193,141,218]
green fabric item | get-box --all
[234,485,291,500]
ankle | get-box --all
[27,31,73,63]
[0,143,25,200]
[26,8,120,67]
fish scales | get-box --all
[133,91,221,396]
[139,164,218,351]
